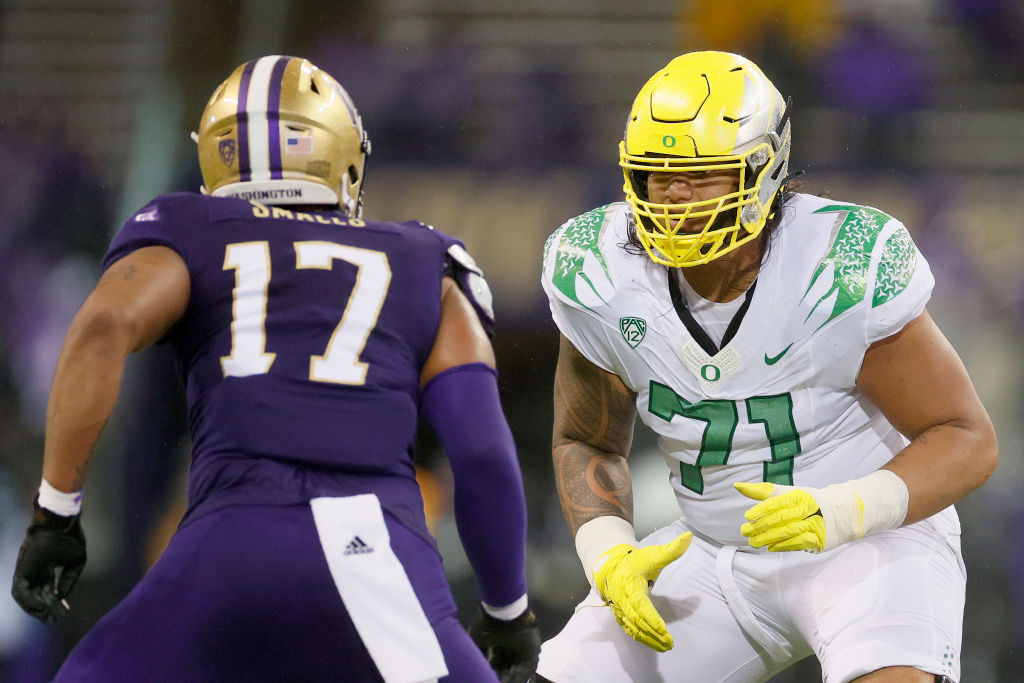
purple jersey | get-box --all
[103,192,494,538]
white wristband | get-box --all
[818,469,909,551]
[38,478,83,516]
[574,516,637,588]
[481,593,529,621]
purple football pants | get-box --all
[55,502,497,682]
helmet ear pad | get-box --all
[195,55,371,214]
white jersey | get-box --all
[541,194,937,545]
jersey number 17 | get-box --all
[220,240,391,385]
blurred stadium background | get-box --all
[1,0,1022,680]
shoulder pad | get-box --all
[542,204,618,312]
[445,243,495,336]
[800,203,918,330]
[871,220,919,308]
[398,219,435,231]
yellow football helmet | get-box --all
[194,55,371,216]
[620,51,791,267]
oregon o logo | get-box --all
[662,135,676,147]
[701,364,720,381]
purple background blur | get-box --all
[1,1,1023,681]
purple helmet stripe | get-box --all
[267,57,289,180]
[237,60,256,183]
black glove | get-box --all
[469,604,542,683]
[11,498,87,624]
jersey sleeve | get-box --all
[864,218,934,345]
[540,210,623,375]
[797,202,936,387]
[102,196,188,271]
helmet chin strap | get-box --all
[340,176,357,217]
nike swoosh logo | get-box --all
[764,343,793,365]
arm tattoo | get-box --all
[554,443,633,533]
[552,339,638,534]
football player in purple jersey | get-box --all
[11,55,539,682]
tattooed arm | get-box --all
[552,334,639,535]
[551,334,693,652]
[856,309,997,525]
[42,246,190,493]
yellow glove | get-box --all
[735,471,909,553]
[735,482,827,552]
[591,533,692,652]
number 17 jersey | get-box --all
[541,194,940,545]
[104,192,493,534]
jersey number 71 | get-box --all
[648,380,801,494]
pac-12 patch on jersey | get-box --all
[619,317,647,348]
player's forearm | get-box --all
[421,363,528,609]
[553,440,633,536]
[883,417,998,525]
[451,457,528,608]
[551,342,637,536]
[42,304,132,493]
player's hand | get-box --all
[469,605,541,683]
[11,499,87,624]
[735,482,830,552]
[591,533,692,652]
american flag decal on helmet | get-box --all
[286,135,313,154]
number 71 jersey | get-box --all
[104,192,493,485]
[541,195,934,545]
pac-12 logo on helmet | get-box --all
[619,51,791,268]
[193,55,372,216]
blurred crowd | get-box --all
[2,1,1023,681]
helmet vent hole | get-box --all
[348,166,359,183]
[310,78,320,95]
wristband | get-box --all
[481,594,529,621]
[574,516,637,588]
[818,469,909,550]
[38,478,83,517]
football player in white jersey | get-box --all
[534,51,997,683]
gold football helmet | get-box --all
[194,55,371,215]
[620,51,791,267]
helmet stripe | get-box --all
[267,57,288,180]
[335,85,359,127]
[236,61,256,182]
[242,56,286,183]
